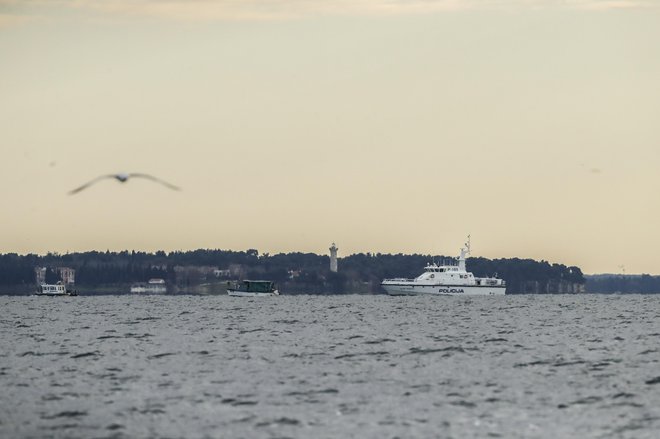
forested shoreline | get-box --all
[585,274,660,294]
[0,249,586,295]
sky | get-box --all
[1,0,659,274]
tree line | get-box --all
[585,274,660,294]
[0,249,585,294]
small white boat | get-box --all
[381,237,506,296]
[130,278,167,294]
[227,280,279,297]
[36,283,78,296]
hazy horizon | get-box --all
[2,1,659,274]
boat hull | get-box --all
[227,289,279,297]
[382,283,505,296]
[35,292,77,297]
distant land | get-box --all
[9,250,660,295]
[584,274,660,294]
[0,249,593,295]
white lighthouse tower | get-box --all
[329,243,338,273]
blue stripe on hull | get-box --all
[382,284,505,296]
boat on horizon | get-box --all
[381,237,506,296]
[36,282,78,296]
[227,280,279,297]
[130,278,167,294]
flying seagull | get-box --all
[68,172,181,195]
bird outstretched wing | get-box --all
[129,173,181,191]
[68,175,118,195]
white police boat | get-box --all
[381,238,505,296]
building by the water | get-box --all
[35,266,76,286]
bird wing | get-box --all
[68,175,117,195]
[129,173,181,191]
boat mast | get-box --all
[458,234,471,271]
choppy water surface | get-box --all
[2,294,660,438]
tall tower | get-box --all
[329,243,338,273]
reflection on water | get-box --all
[1,294,660,438]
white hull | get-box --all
[227,289,279,297]
[35,292,74,297]
[382,284,505,296]
[130,287,167,294]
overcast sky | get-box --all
[1,0,659,273]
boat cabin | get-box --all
[39,284,66,295]
[234,280,277,293]
[424,265,461,273]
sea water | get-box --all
[1,294,659,438]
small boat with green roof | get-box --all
[227,280,279,297]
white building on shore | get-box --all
[35,266,76,285]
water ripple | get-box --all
[2,294,660,438]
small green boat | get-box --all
[227,280,279,297]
